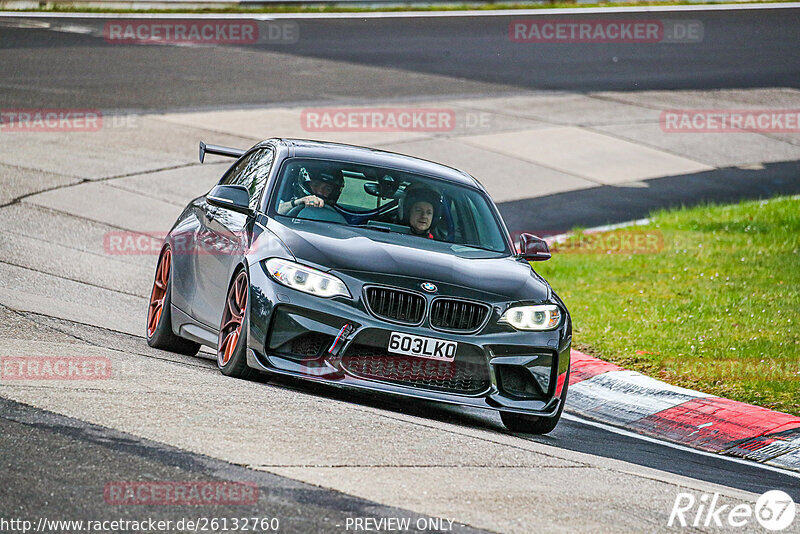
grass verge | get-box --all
[535,195,800,416]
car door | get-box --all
[167,197,206,315]
[191,147,275,328]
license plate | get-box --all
[387,332,457,361]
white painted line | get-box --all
[49,23,95,33]
[546,217,650,244]
[579,218,651,234]
[1,2,799,19]
[562,412,800,479]
[251,2,800,18]
[544,195,800,243]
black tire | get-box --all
[500,371,569,435]
[217,268,255,379]
[146,246,201,356]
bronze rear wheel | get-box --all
[147,248,171,338]
[146,246,200,356]
[217,269,254,379]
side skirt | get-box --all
[172,304,218,348]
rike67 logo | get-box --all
[669,490,796,531]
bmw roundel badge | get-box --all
[421,282,437,293]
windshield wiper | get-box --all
[351,224,393,233]
[451,243,506,254]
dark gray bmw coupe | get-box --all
[146,138,572,434]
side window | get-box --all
[220,152,256,186]
[220,148,275,210]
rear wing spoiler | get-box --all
[199,141,245,163]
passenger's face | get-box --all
[409,201,434,233]
[310,179,334,199]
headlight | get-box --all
[265,258,350,299]
[499,304,562,331]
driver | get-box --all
[403,186,441,239]
[277,167,344,215]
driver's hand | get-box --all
[299,195,325,208]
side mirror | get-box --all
[519,233,551,261]
[207,184,252,214]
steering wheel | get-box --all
[288,204,348,224]
[286,202,307,218]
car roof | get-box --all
[259,138,482,190]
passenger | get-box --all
[277,167,344,215]
[403,186,441,239]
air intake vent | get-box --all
[342,344,490,395]
[430,299,490,332]
[365,287,425,325]
[272,332,334,361]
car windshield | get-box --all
[270,157,510,254]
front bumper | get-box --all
[245,262,571,417]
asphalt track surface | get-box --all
[0,397,488,534]
[1,7,799,111]
[2,378,799,530]
[1,7,800,533]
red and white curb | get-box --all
[567,350,800,472]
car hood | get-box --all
[266,218,549,301]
